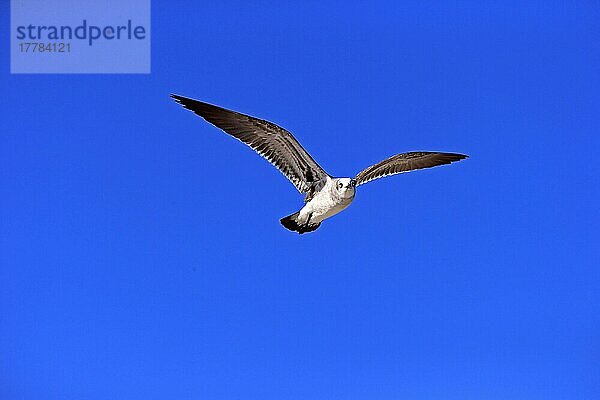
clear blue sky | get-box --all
[2,2,599,399]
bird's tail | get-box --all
[280,212,321,234]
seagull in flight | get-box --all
[171,94,468,234]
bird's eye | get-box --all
[338,182,343,188]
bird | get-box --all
[171,94,468,234]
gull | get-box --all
[171,94,468,234]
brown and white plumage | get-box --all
[171,94,328,202]
[171,94,468,234]
[354,152,468,186]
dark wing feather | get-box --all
[355,152,468,186]
[171,94,329,197]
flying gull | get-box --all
[171,94,468,234]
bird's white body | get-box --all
[296,177,356,226]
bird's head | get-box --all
[335,178,356,198]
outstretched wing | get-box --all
[171,94,329,198]
[355,152,468,186]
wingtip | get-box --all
[170,93,185,103]
[447,152,469,161]
[170,94,216,111]
[170,94,199,111]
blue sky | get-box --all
[2,2,599,399]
